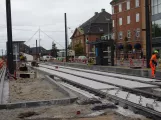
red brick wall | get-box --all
[85,34,101,56]
[112,0,144,59]
[71,29,86,55]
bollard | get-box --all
[55,66,58,69]
[76,111,81,115]
[142,58,145,68]
[14,70,17,79]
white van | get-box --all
[42,55,52,61]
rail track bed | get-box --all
[31,63,161,120]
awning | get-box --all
[118,44,123,50]
[134,43,141,50]
[127,44,132,50]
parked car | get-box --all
[78,56,87,62]
[42,55,52,61]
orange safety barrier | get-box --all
[129,58,134,67]
[142,58,146,67]
[0,60,4,69]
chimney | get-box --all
[101,9,105,12]
[95,12,98,15]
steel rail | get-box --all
[31,66,161,119]
[48,73,161,120]
[40,65,161,101]
[44,63,161,87]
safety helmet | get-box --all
[154,50,159,54]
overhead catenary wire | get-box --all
[25,29,39,43]
[40,29,64,49]
[0,25,65,32]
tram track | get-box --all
[44,63,161,86]
[32,65,161,119]
[39,64,161,100]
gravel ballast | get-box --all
[8,76,68,103]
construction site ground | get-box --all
[0,104,151,120]
[8,72,68,103]
[0,70,151,120]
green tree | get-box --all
[51,42,58,57]
[123,37,129,59]
[74,42,84,56]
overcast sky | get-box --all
[0,0,111,55]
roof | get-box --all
[13,41,25,43]
[79,10,111,34]
[110,0,120,5]
[30,46,48,54]
[6,41,25,44]
[71,9,112,38]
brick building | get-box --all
[110,0,149,59]
[71,9,112,57]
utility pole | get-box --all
[39,27,40,54]
[64,13,68,62]
[145,0,151,68]
[1,49,3,58]
[6,0,14,74]
[36,40,38,60]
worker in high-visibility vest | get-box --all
[149,50,159,78]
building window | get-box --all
[119,4,122,12]
[80,39,83,43]
[113,33,115,39]
[112,6,114,14]
[119,18,122,26]
[99,28,103,32]
[127,16,130,24]
[159,4,161,13]
[136,28,140,37]
[135,0,139,7]
[127,30,131,38]
[152,19,161,37]
[151,0,161,15]
[113,20,115,27]
[127,1,130,10]
[118,31,123,39]
[136,13,140,22]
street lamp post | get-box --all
[145,0,151,68]
[64,13,68,62]
[15,45,18,70]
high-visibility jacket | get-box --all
[150,54,157,65]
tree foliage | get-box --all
[74,42,84,56]
[50,42,58,57]
[123,37,129,59]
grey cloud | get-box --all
[0,0,111,55]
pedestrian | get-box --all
[149,50,159,78]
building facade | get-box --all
[110,0,147,59]
[71,9,112,57]
[151,0,161,55]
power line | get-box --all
[25,29,39,43]
[40,30,64,32]
[0,25,38,31]
[40,29,64,49]
[0,25,65,32]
